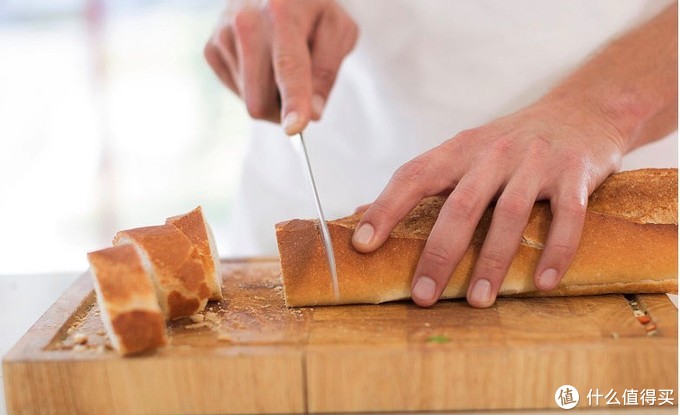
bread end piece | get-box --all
[166,206,223,301]
[87,245,167,356]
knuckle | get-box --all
[364,198,395,224]
[489,135,515,158]
[244,98,268,119]
[560,148,588,170]
[455,128,478,141]
[232,9,257,37]
[495,192,530,221]
[423,244,453,268]
[526,136,551,160]
[393,157,430,186]
[312,65,337,90]
[334,11,359,44]
[452,128,479,147]
[274,53,302,75]
[558,199,587,221]
[478,248,507,274]
[266,0,289,24]
[216,27,233,49]
[548,241,577,260]
[447,184,479,220]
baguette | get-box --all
[166,206,223,300]
[276,168,678,307]
[87,245,167,356]
[114,224,211,320]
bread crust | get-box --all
[167,206,224,300]
[87,245,167,355]
[277,168,678,306]
[114,224,211,320]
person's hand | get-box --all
[203,0,358,135]
[351,97,626,308]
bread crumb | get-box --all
[96,329,106,336]
[217,333,233,342]
[204,312,219,323]
[73,333,88,345]
[185,322,210,330]
[190,314,205,323]
[611,332,620,339]
[73,344,87,352]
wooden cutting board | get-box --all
[3,259,677,414]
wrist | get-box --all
[539,85,660,153]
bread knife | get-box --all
[292,132,340,300]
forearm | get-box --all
[543,3,678,153]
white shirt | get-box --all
[225,0,678,257]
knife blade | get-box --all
[292,132,340,301]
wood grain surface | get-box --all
[3,259,677,414]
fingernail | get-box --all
[469,279,492,305]
[537,268,559,290]
[311,94,326,118]
[413,276,437,302]
[282,111,302,135]
[353,223,374,246]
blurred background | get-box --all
[0,0,248,275]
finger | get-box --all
[465,176,540,308]
[534,181,589,291]
[233,9,280,122]
[212,26,242,95]
[204,41,239,94]
[308,7,359,120]
[352,140,465,254]
[269,2,313,135]
[411,170,503,307]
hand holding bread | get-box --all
[351,105,626,308]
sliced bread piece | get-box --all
[114,224,211,320]
[87,245,167,355]
[166,206,223,300]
